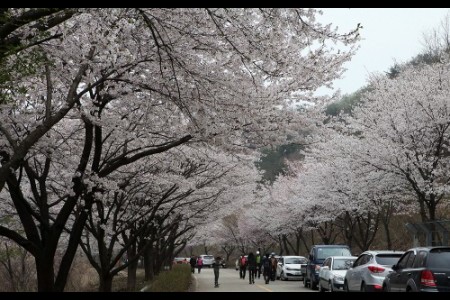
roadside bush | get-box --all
[149,264,191,292]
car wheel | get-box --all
[361,282,367,292]
[329,280,334,292]
[310,274,317,290]
[319,282,325,292]
[303,276,309,288]
[344,280,349,292]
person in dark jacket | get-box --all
[262,253,271,284]
[189,256,196,274]
[247,252,256,284]
[212,256,222,287]
[270,253,278,281]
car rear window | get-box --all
[317,248,351,260]
[285,258,307,264]
[375,254,402,265]
[427,248,450,268]
[203,255,214,260]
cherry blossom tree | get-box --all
[0,8,360,291]
[264,122,414,252]
[345,63,450,223]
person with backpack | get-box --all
[255,251,262,279]
[189,255,197,274]
[270,253,278,281]
[247,252,256,284]
[239,254,247,280]
[197,256,203,273]
[262,253,271,284]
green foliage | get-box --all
[0,8,58,105]
[387,40,449,80]
[149,264,192,292]
[0,244,23,261]
[255,143,304,184]
[0,48,49,105]
[325,86,372,117]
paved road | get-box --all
[191,267,316,292]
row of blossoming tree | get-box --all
[218,45,450,258]
[0,8,359,291]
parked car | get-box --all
[344,250,403,292]
[173,257,189,264]
[276,256,308,281]
[318,256,357,292]
[199,255,215,268]
[382,246,450,292]
[304,245,352,290]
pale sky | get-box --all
[317,8,450,96]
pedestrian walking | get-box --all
[262,253,271,284]
[247,252,256,284]
[189,255,196,274]
[197,256,203,273]
[239,254,247,279]
[255,251,262,279]
[270,253,278,281]
[212,256,222,287]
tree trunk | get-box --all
[127,245,137,291]
[282,234,290,255]
[380,204,393,250]
[295,231,301,255]
[342,212,354,250]
[300,234,310,254]
[222,245,235,262]
[428,197,439,245]
[35,255,55,292]
[144,246,154,281]
[98,274,113,292]
[382,216,392,250]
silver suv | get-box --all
[199,255,215,268]
[344,250,403,292]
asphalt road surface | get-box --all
[191,267,316,292]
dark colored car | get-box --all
[304,245,352,290]
[383,246,450,292]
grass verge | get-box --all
[147,264,191,292]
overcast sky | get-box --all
[317,8,450,96]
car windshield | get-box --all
[285,258,307,264]
[375,254,402,265]
[333,258,355,270]
[317,248,351,260]
[203,256,214,260]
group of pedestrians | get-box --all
[190,255,222,288]
[238,251,278,285]
[189,255,203,274]
[262,253,278,284]
[190,250,279,288]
